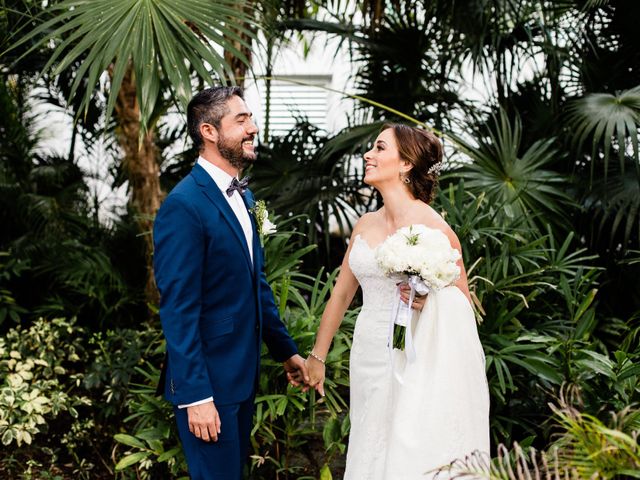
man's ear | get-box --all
[200,123,218,145]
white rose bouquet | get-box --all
[374,224,461,361]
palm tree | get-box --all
[7,0,258,302]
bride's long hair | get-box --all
[382,123,443,204]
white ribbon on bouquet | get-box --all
[388,275,430,369]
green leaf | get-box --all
[322,417,340,446]
[509,357,563,384]
[135,428,165,442]
[1,429,13,445]
[618,470,640,478]
[574,289,597,323]
[618,362,640,382]
[157,446,182,462]
[576,356,615,378]
[115,451,150,470]
[114,433,146,449]
[320,464,333,480]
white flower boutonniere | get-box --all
[251,200,277,244]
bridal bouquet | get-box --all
[375,225,461,360]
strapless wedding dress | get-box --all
[344,234,490,479]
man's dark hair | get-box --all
[187,86,244,151]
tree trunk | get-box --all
[223,2,254,85]
[113,65,163,306]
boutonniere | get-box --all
[251,200,277,244]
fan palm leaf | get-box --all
[582,157,640,247]
[567,86,640,181]
[7,0,258,131]
[453,109,574,230]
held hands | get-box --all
[284,354,310,392]
[399,282,427,311]
[187,401,221,442]
[305,353,326,397]
[284,352,326,397]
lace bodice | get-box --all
[348,235,398,312]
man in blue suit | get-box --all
[153,86,309,479]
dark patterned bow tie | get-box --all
[226,176,249,197]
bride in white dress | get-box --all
[306,124,490,479]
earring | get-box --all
[401,173,411,184]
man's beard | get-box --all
[217,132,256,170]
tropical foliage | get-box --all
[1,0,639,478]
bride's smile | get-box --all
[363,128,413,188]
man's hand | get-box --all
[283,354,310,391]
[187,401,221,442]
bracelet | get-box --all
[309,351,326,364]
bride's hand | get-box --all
[305,356,326,397]
[399,283,427,311]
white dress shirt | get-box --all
[178,157,254,409]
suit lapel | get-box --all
[191,164,253,272]
[242,191,261,276]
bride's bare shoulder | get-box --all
[352,210,382,237]
[418,204,462,248]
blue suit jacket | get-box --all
[153,163,298,406]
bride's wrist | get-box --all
[308,351,326,364]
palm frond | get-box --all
[438,396,640,479]
[551,403,640,478]
[8,0,259,132]
[581,156,640,248]
[567,86,640,181]
[453,109,574,230]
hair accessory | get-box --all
[427,162,442,176]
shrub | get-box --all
[0,317,93,477]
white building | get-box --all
[245,33,355,140]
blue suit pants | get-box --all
[174,396,254,479]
